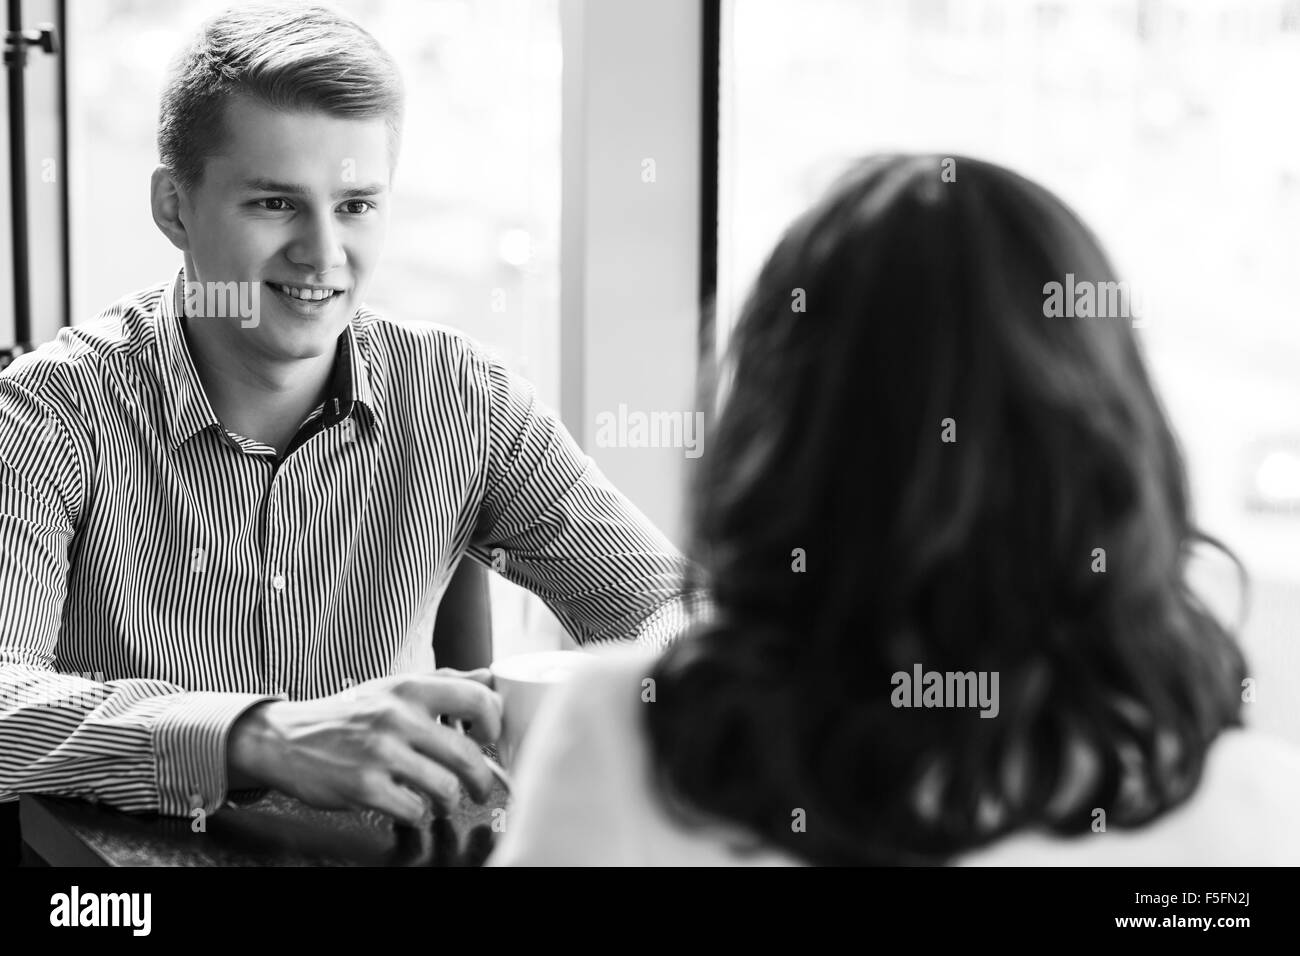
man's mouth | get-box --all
[266,281,346,313]
[268,281,344,301]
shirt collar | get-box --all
[155,267,381,450]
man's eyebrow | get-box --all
[240,178,387,199]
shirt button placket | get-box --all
[263,476,286,695]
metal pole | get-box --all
[6,0,32,349]
[56,0,68,331]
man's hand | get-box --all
[227,668,502,826]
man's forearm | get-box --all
[0,664,279,816]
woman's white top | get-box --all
[489,649,1300,866]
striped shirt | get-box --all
[0,267,698,817]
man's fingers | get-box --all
[394,675,503,743]
[435,666,495,689]
[395,717,496,803]
[386,741,474,813]
[361,776,431,827]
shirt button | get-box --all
[271,573,286,591]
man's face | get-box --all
[175,94,392,362]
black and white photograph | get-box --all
[0,0,1294,924]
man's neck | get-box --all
[181,315,335,457]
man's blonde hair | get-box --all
[158,2,405,191]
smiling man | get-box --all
[165,94,390,461]
[0,3,698,839]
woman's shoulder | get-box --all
[490,646,806,866]
[486,647,663,866]
[573,647,808,866]
[566,645,662,704]
[955,728,1300,866]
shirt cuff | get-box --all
[152,693,282,817]
[630,591,713,650]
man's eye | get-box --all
[256,198,291,211]
[343,200,375,215]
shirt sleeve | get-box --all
[0,372,277,817]
[463,346,709,650]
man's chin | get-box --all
[249,312,349,362]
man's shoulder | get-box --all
[352,306,506,366]
[350,305,516,400]
[0,279,166,402]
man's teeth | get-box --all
[272,283,338,301]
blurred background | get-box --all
[2,0,1298,740]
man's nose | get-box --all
[287,211,347,275]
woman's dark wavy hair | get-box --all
[644,154,1248,865]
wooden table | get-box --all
[20,776,509,866]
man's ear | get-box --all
[151,165,191,252]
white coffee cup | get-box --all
[489,650,598,770]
